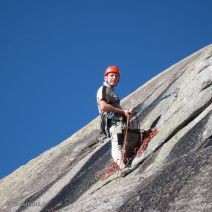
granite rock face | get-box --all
[0,45,211,212]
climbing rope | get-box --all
[95,161,120,180]
[95,128,157,181]
[115,115,130,178]
[120,115,130,167]
[136,128,158,157]
[95,128,158,180]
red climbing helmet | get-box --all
[104,65,121,77]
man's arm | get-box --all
[99,100,130,118]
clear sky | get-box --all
[0,0,211,179]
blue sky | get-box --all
[0,0,211,179]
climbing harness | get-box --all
[100,112,123,137]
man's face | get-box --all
[104,73,119,86]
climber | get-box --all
[96,65,134,169]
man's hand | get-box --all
[128,107,135,115]
[123,110,130,119]
[123,108,135,118]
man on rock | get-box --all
[96,65,134,169]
